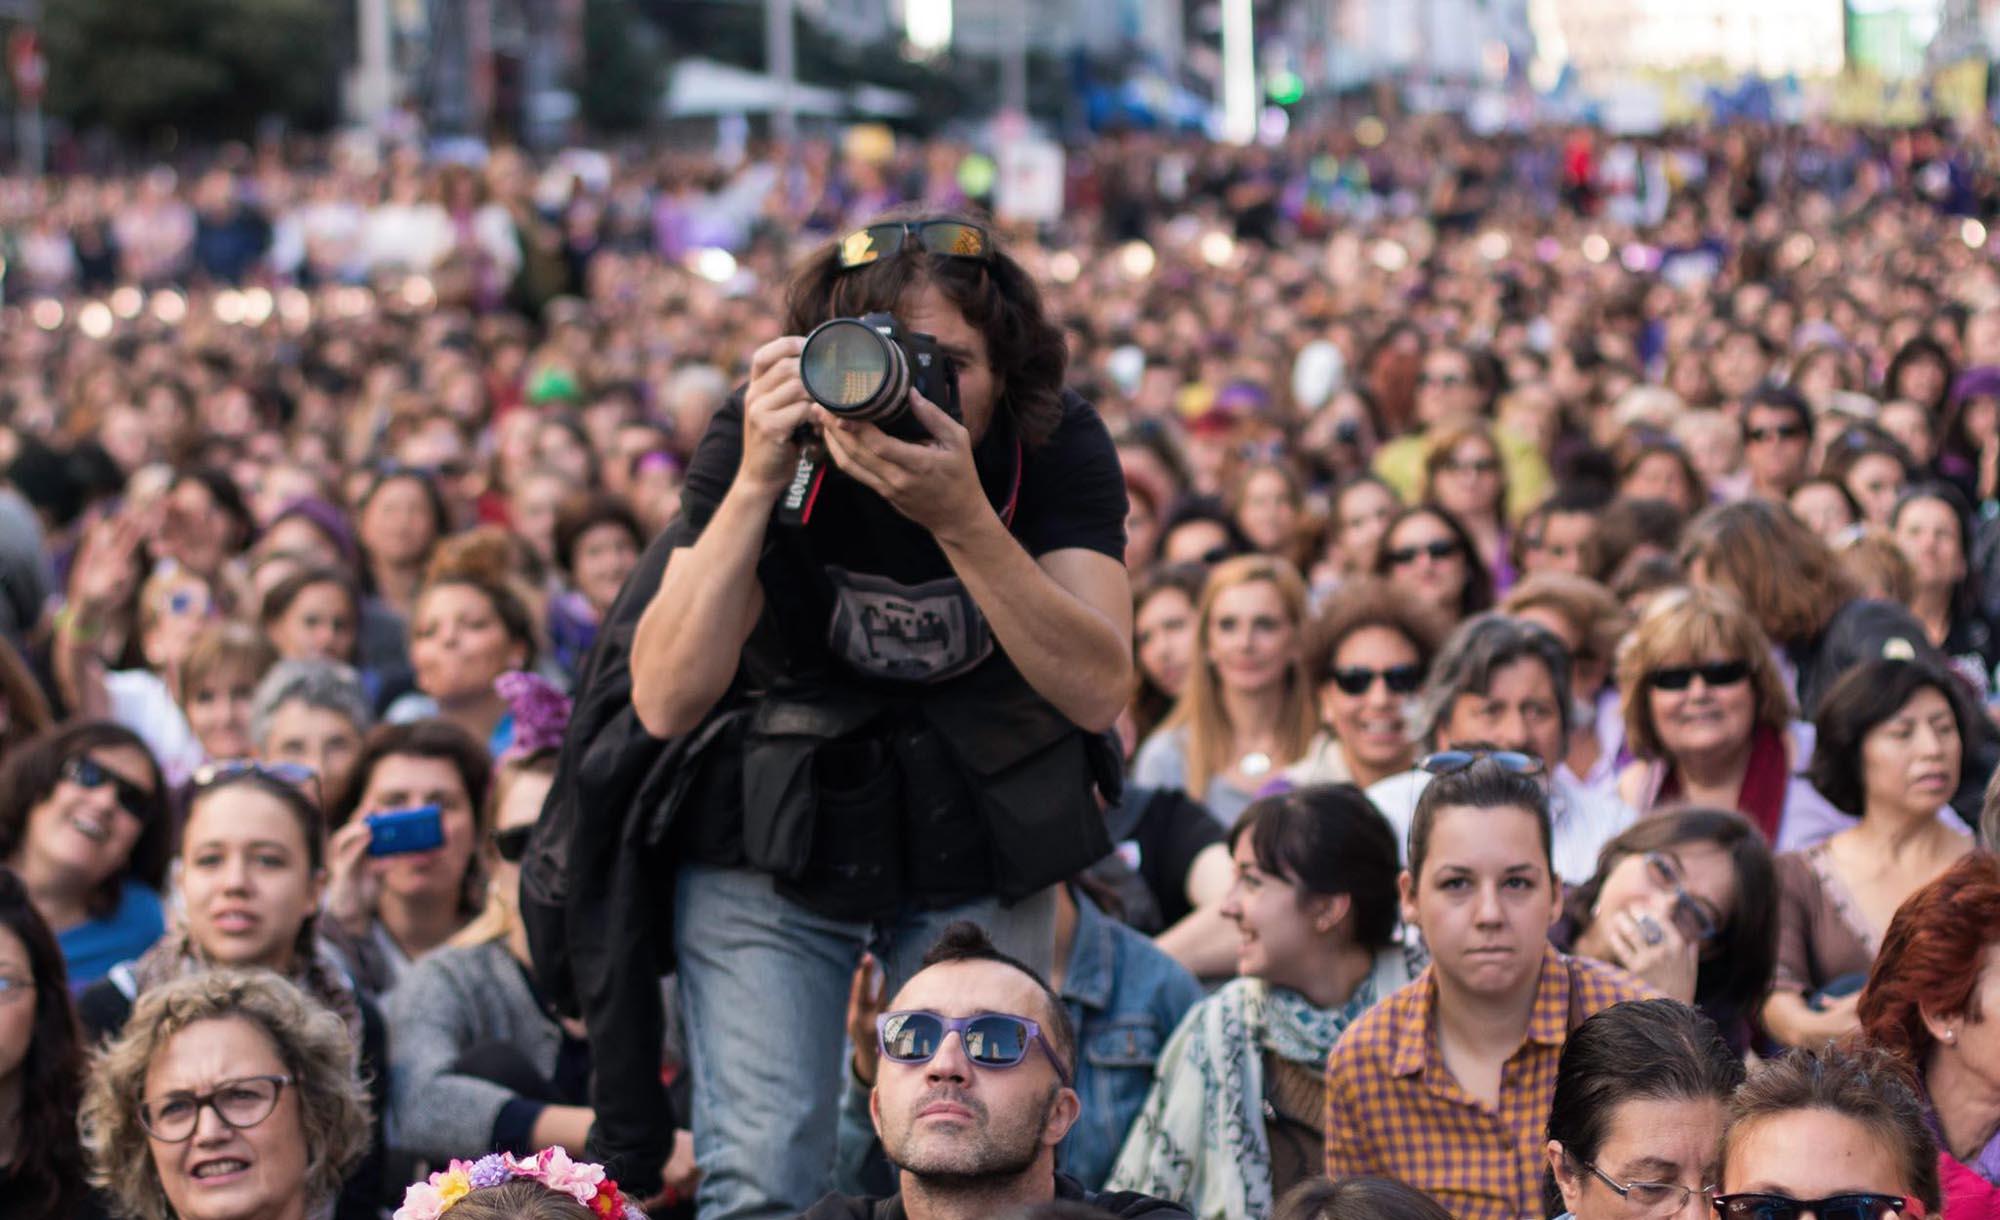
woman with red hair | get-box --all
[1859,850,2000,1220]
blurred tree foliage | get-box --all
[43,0,338,139]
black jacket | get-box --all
[796,1172,1192,1220]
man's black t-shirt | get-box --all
[677,387,1127,688]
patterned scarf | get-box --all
[1107,945,1422,1220]
[128,921,365,1054]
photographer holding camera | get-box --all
[628,212,1133,1220]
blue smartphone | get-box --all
[364,805,445,857]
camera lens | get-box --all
[800,318,907,420]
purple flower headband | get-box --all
[495,670,572,764]
[394,1147,643,1220]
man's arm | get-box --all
[630,338,810,739]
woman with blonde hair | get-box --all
[80,968,371,1220]
[1420,419,1513,590]
[1131,556,1319,823]
[1615,585,1845,850]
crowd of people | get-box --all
[3,107,2000,1220]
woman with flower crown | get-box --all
[394,1147,647,1220]
[382,673,699,1203]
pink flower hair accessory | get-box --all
[393,1147,643,1220]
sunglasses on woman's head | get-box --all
[191,759,321,806]
[1712,1194,1923,1220]
[1328,664,1423,696]
[837,221,993,270]
[1418,748,1544,776]
[1647,660,1750,691]
[876,1010,1070,1086]
[62,755,152,820]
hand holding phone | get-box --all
[364,805,445,857]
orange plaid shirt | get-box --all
[1323,946,1655,1220]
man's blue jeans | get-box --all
[674,863,1055,1220]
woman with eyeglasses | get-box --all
[1131,556,1319,824]
[1544,999,1745,1220]
[1420,421,1513,593]
[1371,506,1493,626]
[382,678,698,1198]
[0,867,90,1220]
[1859,852,2000,1220]
[1553,810,1777,1043]
[1614,586,1844,849]
[1714,1044,1940,1220]
[1285,580,1449,791]
[1766,659,1975,1050]
[0,721,170,989]
[1108,786,1419,1219]
[80,968,371,1220]
[321,719,492,998]
[74,762,390,1215]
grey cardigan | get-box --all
[381,939,561,1162]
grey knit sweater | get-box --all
[380,939,561,1162]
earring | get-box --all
[1945,1030,1959,1045]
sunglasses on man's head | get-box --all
[62,755,153,821]
[876,1010,1070,1086]
[1646,660,1750,692]
[1328,664,1423,697]
[837,222,993,270]
[1712,1194,1923,1220]
[1419,748,1544,777]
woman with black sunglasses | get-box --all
[381,677,698,1201]
[1765,659,1975,1050]
[1371,506,1493,625]
[1614,586,1846,849]
[0,721,170,990]
[1715,1044,1939,1220]
[73,765,390,1217]
[1553,810,1777,1048]
[1285,580,1449,791]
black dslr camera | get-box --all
[796,312,962,442]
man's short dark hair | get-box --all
[919,920,1077,1081]
[1746,385,1813,438]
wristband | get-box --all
[55,606,105,644]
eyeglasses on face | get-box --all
[138,1074,293,1142]
[0,974,33,1005]
[1440,457,1501,476]
[876,1010,1071,1086]
[1646,660,1750,692]
[62,755,154,821]
[1711,1193,1924,1220]
[1581,1160,1714,1217]
[1386,539,1460,567]
[1643,852,1723,943]
[836,221,993,270]
[1419,372,1469,387]
[1328,663,1424,696]
[1418,748,1544,777]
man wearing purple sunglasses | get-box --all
[798,922,1188,1220]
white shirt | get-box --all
[1364,766,1638,886]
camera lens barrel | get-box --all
[799,318,910,423]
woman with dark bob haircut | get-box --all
[782,205,1070,448]
[1544,999,1745,1220]
[1769,659,1976,1050]
[0,867,89,1217]
[1555,809,1777,1048]
[0,721,171,988]
[1108,785,1417,1217]
[1859,851,2000,1218]
[1717,1044,1941,1220]
[1371,504,1495,624]
[1274,1176,1453,1220]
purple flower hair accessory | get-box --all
[495,670,572,763]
